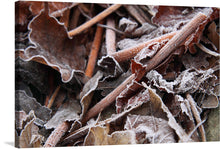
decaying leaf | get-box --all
[15,90,52,126]
[146,68,217,94]
[116,82,147,113]
[125,114,176,143]
[18,6,86,82]
[80,71,103,118]
[84,125,136,145]
[98,56,123,79]
[119,17,138,33]
[15,110,27,130]
[19,111,44,148]
[45,98,81,129]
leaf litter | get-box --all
[15,1,220,147]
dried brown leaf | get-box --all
[19,7,86,82]
[146,68,217,94]
[80,71,103,118]
[125,114,176,143]
[19,111,44,148]
[15,90,52,126]
[84,125,136,145]
[45,99,81,129]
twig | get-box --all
[197,43,220,57]
[106,17,116,55]
[68,6,81,30]
[85,21,104,77]
[44,121,70,147]
[78,6,124,35]
[186,93,206,142]
[111,31,177,62]
[137,12,208,80]
[59,8,70,28]
[81,74,136,124]
[51,3,79,18]
[81,12,208,124]
[47,85,61,109]
[68,4,122,37]
[124,5,146,25]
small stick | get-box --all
[186,93,206,142]
[44,121,70,147]
[124,5,146,25]
[85,21,104,77]
[106,17,116,55]
[47,85,61,109]
[82,12,208,123]
[111,31,177,62]
[68,6,81,30]
[137,12,208,80]
[68,4,122,37]
[81,74,136,124]
[59,8,70,28]
[51,3,79,17]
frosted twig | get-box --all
[186,93,206,142]
[68,4,122,37]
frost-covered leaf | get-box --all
[80,71,103,118]
[125,114,176,143]
[141,84,191,142]
[19,111,44,148]
[116,80,145,113]
[98,56,123,79]
[182,50,212,69]
[18,6,86,82]
[146,68,217,94]
[15,90,52,126]
[119,17,138,33]
[45,99,81,129]
[15,110,27,130]
[84,125,136,145]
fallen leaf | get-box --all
[45,98,81,129]
[15,90,52,126]
[125,114,176,143]
[84,125,136,145]
[19,111,44,148]
[19,6,87,82]
[80,71,103,118]
[146,68,217,94]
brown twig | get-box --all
[68,4,122,37]
[124,5,146,25]
[106,17,116,55]
[137,12,208,80]
[186,93,206,142]
[68,6,81,30]
[44,121,70,147]
[81,74,136,124]
[51,3,79,18]
[85,21,104,77]
[59,9,70,28]
[47,85,61,109]
[82,12,208,123]
[111,31,177,62]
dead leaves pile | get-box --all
[15,1,219,147]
